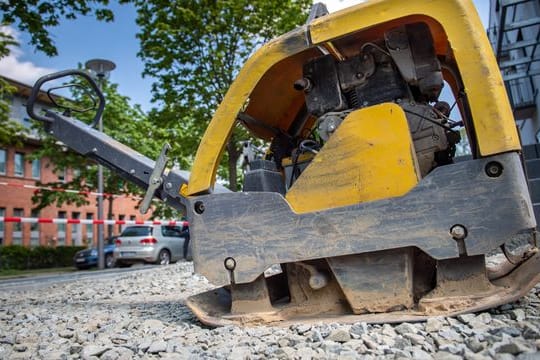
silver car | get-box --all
[113,224,190,266]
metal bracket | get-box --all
[140,143,171,214]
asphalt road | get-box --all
[0,264,158,292]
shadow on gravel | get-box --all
[54,297,209,329]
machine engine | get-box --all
[287,22,460,181]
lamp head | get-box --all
[85,59,116,79]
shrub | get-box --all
[28,246,58,269]
[54,246,84,267]
[0,245,29,270]
[0,245,86,270]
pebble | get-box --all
[465,337,485,353]
[295,324,311,335]
[0,262,539,359]
[404,332,425,346]
[457,313,476,324]
[412,347,433,359]
[147,340,167,354]
[395,322,419,335]
[433,351,462,360]
[327,329,351,343]
[12,344,27,352]
[81,345,110,359]
[426,317,445,332]
[512,309,527,321]
[349,322,367,338]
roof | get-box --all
[1,75,62,105]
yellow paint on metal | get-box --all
[285,103,420,214]
[185,28,308,196]
[180,183,189,197]
[309,0,519,157]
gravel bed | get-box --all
[1,261,540,359]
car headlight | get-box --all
[90,249,98,256]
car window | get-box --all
[121,226,152,237]
[161,226,183,237]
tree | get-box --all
[135,0,311,190]
[0,0,129,145]
[30,73,172,233]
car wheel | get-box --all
[183,238,189,259]
[105,254,115,268]
[157,249,171,265]
[184,239,193,261]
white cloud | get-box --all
[0,26,56,85]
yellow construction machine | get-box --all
[28,0,540,326]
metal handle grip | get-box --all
[26,69,105,128]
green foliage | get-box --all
[135,0,311,189]
[27,246,58,268]
[0,245,28,269]
[0,78,26,147]
[55,246,84,267]
[0,245,85,270]
[0,29,17,58]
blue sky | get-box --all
[0,0,491,113]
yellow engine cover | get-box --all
[285,103,420,214]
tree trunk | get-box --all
[226,138,241,191]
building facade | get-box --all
[0,76,150,247]
[488,0,540,144]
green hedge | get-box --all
[0,245,86,270]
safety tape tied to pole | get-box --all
[0,217,188,227]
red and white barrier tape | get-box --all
[0,181,141,199]
[0,217,188,226]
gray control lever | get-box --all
[140,143,171,214]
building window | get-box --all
[30,209,40,246]
[57,211,66,245]
[0,208,4,245]
[14,153,24,177]
[72,212,82,246]
[73,168,81,179]
[118,214,125,233]
[57,168,66,182]
[31,158,41,179]
[0,149,6,175]
[85,213,94,246]
[12,208,23,245]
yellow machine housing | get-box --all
[180,0,539,326]
[185,0,520,197]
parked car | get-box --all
[113,224,190,266]
[73,236,118,270]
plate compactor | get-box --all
[28,0,540,326]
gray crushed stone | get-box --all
[1,261,540,359]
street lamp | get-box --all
[85,59,116,270]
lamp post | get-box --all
[85,59,116,270]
